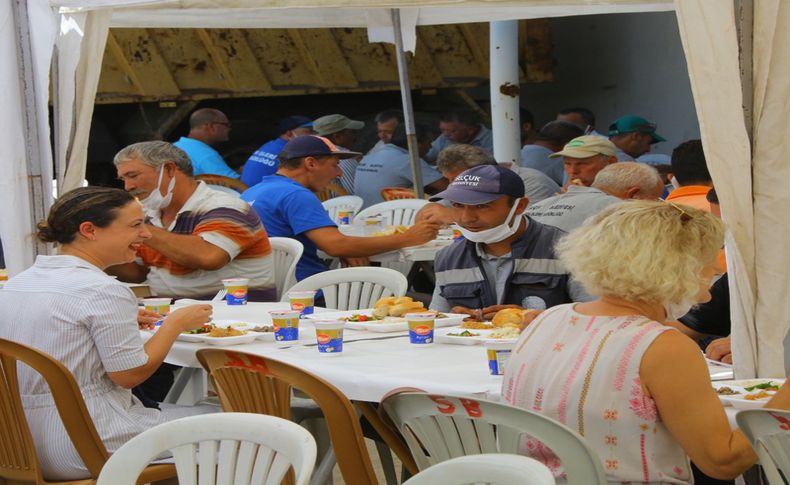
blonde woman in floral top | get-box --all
[503,200,790,483]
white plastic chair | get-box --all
[402,454,555,485]
[96,413,317,485]
[269,237,304,299]
[381,392,606,484]
[736,408,790,484]
[354,199,429,227]
[281,267,408,310]
[322,195,364,224]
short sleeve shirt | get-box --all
[173,136,239,179]
[526,185,622,232]
[242,175,336,281]
[353,144,444,208]
[425,124,494,162]
[241,137,286,187]
[519,144,564,185]
[138,182,274,298]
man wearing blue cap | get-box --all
[241,115,313,187]
[241,135,440,281]
[429,165,589,317]
[608,115,666,162]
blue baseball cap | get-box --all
[277,115,313,135]
[430,165,525,205]
[608,115,666,144]
[280,135,360,160]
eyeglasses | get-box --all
[661,199,692,223]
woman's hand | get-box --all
[163,304,213,332]
[137,308,162,330]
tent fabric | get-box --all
[0,0,56,276]
[56,10,112,193]
[676,0,790,378]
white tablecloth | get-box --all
[153,301,733,403]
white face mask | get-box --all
[139,165,175,211]
[663,300,695,321]
[457,198,524,244]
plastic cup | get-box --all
[363,215,384,235]
[222,278,249,305]
[405,312,435,345]
[485,341,516,375]
[288,290,316,317]
[270,310,301,342]
[313,320,345,354]
[142,298,171,315]
[337,210,355,225]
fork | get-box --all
[211,289,227,302]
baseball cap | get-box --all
[276,115,313,135]
[549,135,617,159]
[313,114,364,136]
[280,135,361,160]
[607,115,666,143]
[429,165,525,205]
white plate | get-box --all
[246,330,275,341]
[306,310,466,333]
[714,378,784,409]
[177,332,208,343]
[435,326,494,345]
[197,334,258,346]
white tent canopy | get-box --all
[2,0,785,379]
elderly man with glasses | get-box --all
[173,108,239,179]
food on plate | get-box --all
[185,324,214,335]
[489,327,521,339]
[744,390,775,401]
[345,314,382,322]
[371,225,409,237]
[372,305,391,319]
[715,386,739,395]
[744,381,781,392]
[374,296,397,307]
[447,330,480,337]
[374,296,428,317]
[208,326,246,338]
[250,325,274,333]
[492,308,527,328]
[461,321,495,330]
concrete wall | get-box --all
[519,11,699,156]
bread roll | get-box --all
[389,301,424,317]
[492,308,526,327]
[374,296,397,308]
[373,305,391,318]
[394,296,414,305]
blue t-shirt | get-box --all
[242,138,286,187]
[353,144,444,208]
[519,144,564,185]
[241,175,335,281]
[173,136,239,179]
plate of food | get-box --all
[713,379,785,409]
[305,296,465,332]
[177,323,257,345]
[213,320,275,341]
[435,326,495,345]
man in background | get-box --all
[520,121,584,185]
[368,109,403,154]
[424,110,493,162]
[173,108,238,179]
[665,139,714,210]
[556,107,598,135]
[242,115,313,187]
[549,135,618,187]
[608,115,666,161]
[313,114,365,194]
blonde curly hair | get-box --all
[556,200,725,305]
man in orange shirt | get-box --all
[665,139,713,210]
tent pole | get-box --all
[735,0,753,142]
[12,0,48,258]
[391,8,424,198]
[489,20,521,165]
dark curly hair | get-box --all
[37,187,135,244]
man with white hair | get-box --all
[526,162,665,232]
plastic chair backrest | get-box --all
[268,237,304,299]
[322,195,364,224]
[196,174,249,194]
[280,267,408,310]
[316,182,349,202]
[354,199,429,227]
[197,350,378,485]
[0,338,174,484]
[381,392,606,484]
[380,188,418,201]
[401,453,554,485]
[736,408,790,485]
[96,413,316,485]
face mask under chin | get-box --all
[457,198,524,244]
[140,165,175,211]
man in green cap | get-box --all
[608,115,666,161]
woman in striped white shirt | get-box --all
[0,187,213,480]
